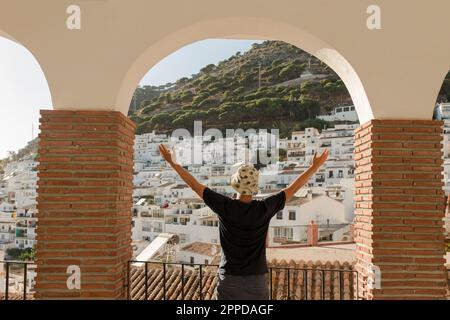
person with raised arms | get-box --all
[159,144,328,300]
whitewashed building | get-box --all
[15,206,37,249]
[287,128,320,163]
[0,211,15,244]
[2,157,38,207]
[267,192,347,246]
[134,131,169,172]
[132,196,219,246]
[132,200,167,242]
[317,105,359,122]
[176,241,220,265]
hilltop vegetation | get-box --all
[129,41,353,138]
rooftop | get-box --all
[267,243,356,263]
[180,241,220,257]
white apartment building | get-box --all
[0,181,7,201]
[132,201,167,242]
[287,125,356,164]
[165,203,219,245]
[134,131,168,172]
[277,137,289,150]
[266,192,347,246]
[0,156,39,250]
[132,196,220,245]
[287,128,320,163]
[286,124,357,188]
[2,157,38,207]
[317,105,359,122]
[0,202,14,213]
[15,207,37,249]
[174,132,279,167]
[318,124,357,160]
[208,165,235,196]
[2,157,37,177]
[0,202,15,247]
[0,211,15,245]
[154,184,197,206]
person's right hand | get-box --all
[311,149,329,169]
[159,144,177,165]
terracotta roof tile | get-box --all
[0,293,33,300]
[129,265,218,300]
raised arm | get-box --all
[282,149,328,202]
[159,144,206,199]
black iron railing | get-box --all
[1,259,359,300]
[0,260,35,300]
[126,260,359,300]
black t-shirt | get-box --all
[202,187,286,276]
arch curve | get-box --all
[433,68,450,105]
[115,16,372,123]
[0,29,53,107]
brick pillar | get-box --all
[354,119,447,300]
[35,110,135,299]
[307,221,318,246]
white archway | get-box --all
[115,17,373,123]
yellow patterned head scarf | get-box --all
[230,164,259,195]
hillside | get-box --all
[0,138,38,174]
[129,41,353,138]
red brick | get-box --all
[354,119,447,300]
[36,110,134,300]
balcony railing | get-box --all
[126,261,359,300]
[1,259,358,300]
[0,261,35,300]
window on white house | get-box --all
[274,227,293,240]
[276,211,283,220]
[289,211,296,220]
[190,257,194,264]
[180,234,188,243]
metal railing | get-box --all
[126,260,359,300]
[1,259,359,300]
[0,260,35,300]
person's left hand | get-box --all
[159,144,177,165]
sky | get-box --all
[0,38,260,159]
[139,39,261,86]
[0,37,53,159]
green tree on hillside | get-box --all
[278,62,305,81]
